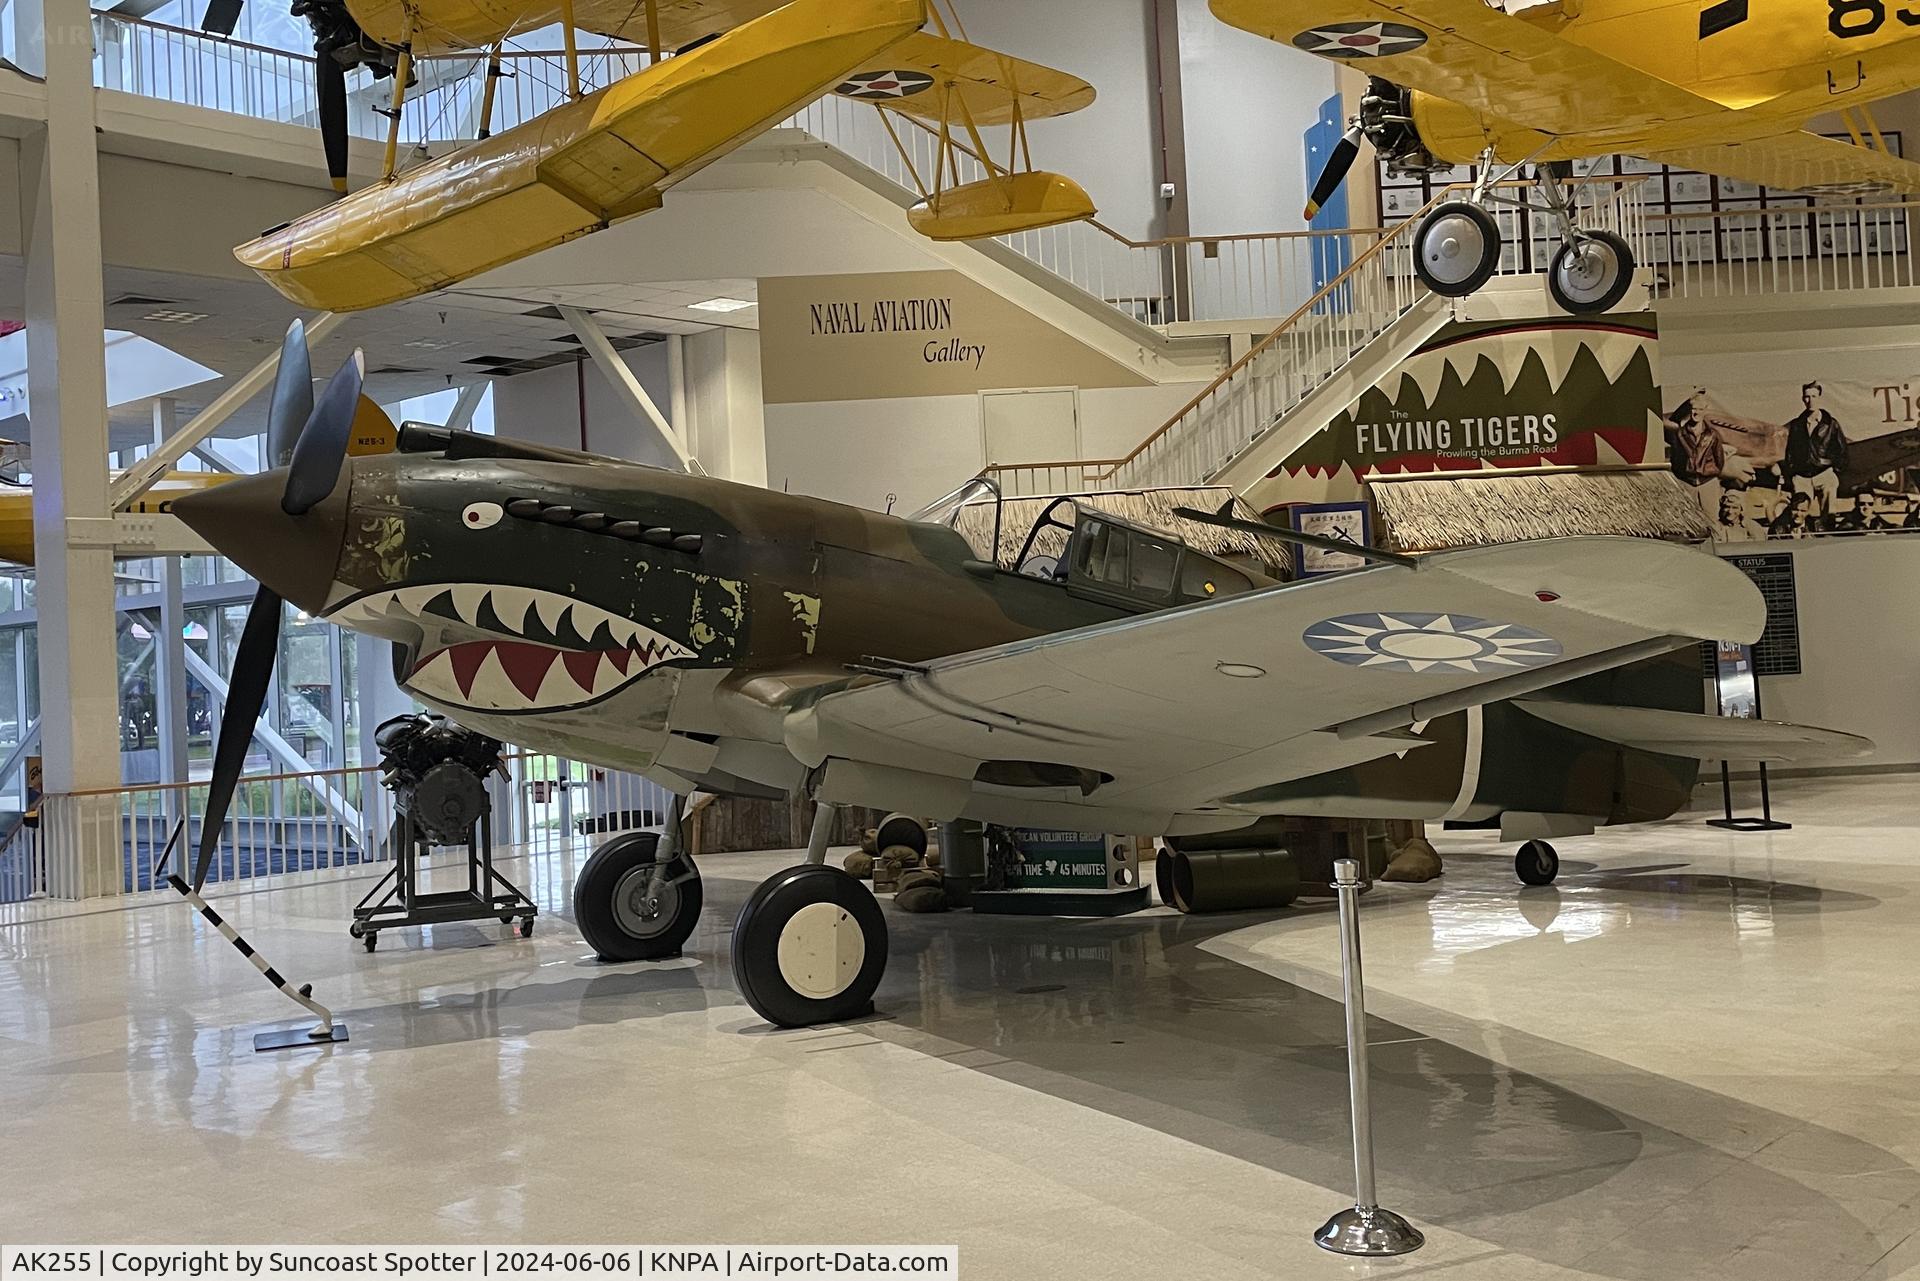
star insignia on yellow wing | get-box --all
[1291,21,1428,58]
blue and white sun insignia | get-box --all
[1302,612,1562,674]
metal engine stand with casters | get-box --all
[351,713,537,951]
[1315,858,1424,1257]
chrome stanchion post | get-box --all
[1315,858,1425,1257]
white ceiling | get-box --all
[0,258,758,450]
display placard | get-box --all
[1727,552,1802,676]
[1714,641,1759,719]
[1288,502,1372,577]
[1004,829,1112,890]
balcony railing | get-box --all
[9,750,674,910]
[86,13,1390,330]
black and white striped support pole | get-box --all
[166,874,348,1050]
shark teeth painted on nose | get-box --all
[324,583,694,712]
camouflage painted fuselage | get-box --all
[177,435,1703,837]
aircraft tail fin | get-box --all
[1515,699,1873,763]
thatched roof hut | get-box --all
[1366,467,1712,553]
[952,486,1293,578]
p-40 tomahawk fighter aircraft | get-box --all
[1222,0,1920,312]
[219,0,1096,311]
[171,329,1869,1028]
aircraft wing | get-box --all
[833,32,1096,125]
[1212,0,1721,138]
[781,537,1763,824]
[1642,131,1920,195]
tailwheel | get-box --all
[1413,200,1501,297]
[1515,839,1560,887]
[732,865,888,1028]
[1548,230,1633,314]
[574,831,703,961]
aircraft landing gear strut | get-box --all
[575,794,705,961]
[731,801,889,1028]
[1411,152,1634,315]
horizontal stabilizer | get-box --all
[1516,699,1873,763]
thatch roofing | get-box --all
[1367,468,1713,553]
[952,486,1293,578]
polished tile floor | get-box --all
[1,775,1916,1279]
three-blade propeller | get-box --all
[1304,122,1366,221]
[190,325,363,892]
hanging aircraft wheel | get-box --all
[1515,839,1560,887]
[732,865,888,1028]
[1413,200,1501,297]
[574,831,703,962]
[1547,230,1634,314]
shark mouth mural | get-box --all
[326,584,696,712]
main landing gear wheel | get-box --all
[1413,200,1501,297]
[574,831,703,961]
[1548,230,1633,315]
[732,864,888,1028]
[1516,839,1560,887]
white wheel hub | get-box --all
[775,901,865,999]
[1556,240,1620,304]
[1420,212,1490,286]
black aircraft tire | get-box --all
[1516,839,1560,887]
[732,865,888,1028]
[1548,230,1634,315]
[574,831,703,962]
[1413,201,1501,297]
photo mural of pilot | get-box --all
[1660,365,1920,541]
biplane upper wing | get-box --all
[776,537,1763,825]
[1210,0,1718,137]
[1642,131,1920,195]
[832,31,1096,125]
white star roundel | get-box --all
[835,69,935,100]
[1303,612,1562,674]
[1292,21,1428,58]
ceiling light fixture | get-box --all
[688,297,753,313]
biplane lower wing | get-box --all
[1209,0,1719,139]
[775,537,1763,827]
[1643,130,1920,196]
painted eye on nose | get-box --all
[462,502,503,530]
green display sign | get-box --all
[1005,829,1112,890]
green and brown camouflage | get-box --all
[174,425,1716,840]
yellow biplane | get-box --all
[221,0,1096,312]
[1215,0,1920,312]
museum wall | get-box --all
[1717,536,1920,769]
[0,137,19,258]
[487,342,681,469]
[1173,0,1338,239]
[764,382,1209,513]
[95,154,336,280]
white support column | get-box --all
[153,402,190,797]
[443,380,488,432]
[23,0,120,897]
[556,304,694,472]
[683,328,768,487]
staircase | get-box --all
[986,179,1652,498]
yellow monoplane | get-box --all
[1217,0,1920,312]
[222,0,1097,311]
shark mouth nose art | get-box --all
[327,584,696,712]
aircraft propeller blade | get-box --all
[282,350,364,516]
[265,319,313,469]
[1303,122,1366,221]
[190,584,282,891]
[200,0,243,37]
[316,51,350,196]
